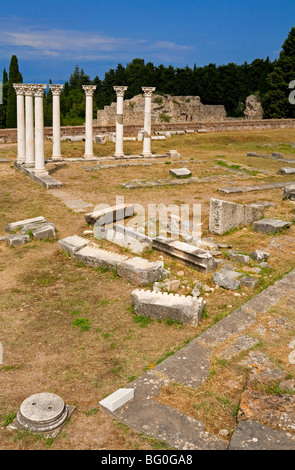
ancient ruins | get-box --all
[2,80,295,451]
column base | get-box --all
[33,169,49,175]
[83,154,96,160]
[140,152,153,158]
[16,157,26,164]
[51,155,63,161]
[24,162,35,169]
[113,153,125,158]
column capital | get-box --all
[32,84,47,97]
[23,84,35,96]
[142,87,156,97]
[113,86,128,97]
[13,83,26,95]
[49,84,64,95]
[82,85,97,96]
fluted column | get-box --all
[33,84,47,174]
[13,84,26,164]
[49,84,63,160]
[113,86,128,158]
[141,87,156,157]
[24,85,35,168]
[82,85,97,159]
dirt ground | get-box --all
[1,128,295,449]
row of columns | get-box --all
[113,86,156,158]
[13,83,156,167]
[13,83,64,173]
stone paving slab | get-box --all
[219,181,295,194]
[14,161,62,189]
[100,268,295,450]
[228,421,295,450]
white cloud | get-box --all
[0,18,192,63]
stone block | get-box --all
[244,203,265,226]
[99,388,134,412]
[212,271,241,290]
[240,276,259,288]
[282,184,295,200]
[131,289,204,326]
[209,199,245,235]
[74,243,129,270]
[117,257,169,285]
[152,237,218,273]
[85,204,135,226]
[169,168,191,178]
[253,218,292,234]
[6,234,30,246]
[272,152,284,159]
[251,249,270,261]
[95,226,151,254]
[58,235,89,257]
[228,253,252,264]
[5,216,47,233]
[278,167,295,175]
[94,135,106,144]
[32,224,56,240]
[209,198,266,235]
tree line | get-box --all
[2,26,295,128]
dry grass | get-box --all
[1,128,295,449]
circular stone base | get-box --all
[17,393,68,433]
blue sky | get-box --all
[0,0,295,83]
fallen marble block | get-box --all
[117,257,169,286]
[5,216,47,233]
[278,167,295,175]
[95,226,151,254]
[32,223,56,240]
[251,249,270,261]
[240,276,259,289]
[209,198,265,235]
[169,168,192,178]
[152,237,218,273]
[94,135,106,144]
[74,243,129,270]
[131,289,204,326]
[228,253,252,265]
[6,234,30,246]
[85,204,135,226]
[99,388,134,412]
[212,271,241,290]
[253,218,292,234]
[58,235,90,257]
[282,185,295,201]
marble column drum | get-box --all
[49,84,63,160]
[33,84,47,174]
[13,84,26,164]
[113,86,128,158]
[24,85,35,168]
[82,85,97,159]
[141,87,156,157]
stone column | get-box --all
[24,85,35,168]
[33,84,47,174]
[82,85,97,159]
[113,86,128,158]
[141,87,156,157]
[13,84,26,164]
[49,84,63,160]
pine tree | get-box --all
[6,55,23,128]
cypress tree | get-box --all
[6,55,23,128]
[0,68,8,128]
[262,27,295,118]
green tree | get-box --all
[0,68,8,128]
[262,27,295,118]
[6,55,23,128]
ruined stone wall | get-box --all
[96,94,227,126]
[2,119,295,143]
